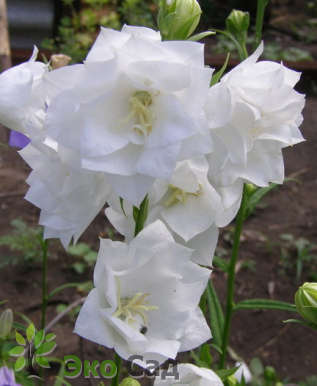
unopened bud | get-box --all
[226,9,250,36]
[0,309,13,339]
[158,0,201,40]
[119,378,141,386]
[51,54,72,69]
[295,282,317,325]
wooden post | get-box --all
[0,0,11,143]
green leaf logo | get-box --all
[9,322,57,371]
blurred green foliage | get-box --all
[42,0,157,63]
[0,219,43,268]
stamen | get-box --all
[129,91,154,136]
[164,184,203,207]
[113,277,158,328]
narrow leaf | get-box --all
[234,299,296,312]
[206,281,224,347]
[216,367,239,380]
[199,343,213,368]
[210,53,230,86]
[245,184,278,219]
[119,197,127,216]
[49,283,82,299]
[188,30,215,41]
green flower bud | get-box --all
[226,9,250,37]
[295,282,317,325]
[119,378,141,386]
[158,0,202,40]
[264,366,277,382]
[0,309,13,339]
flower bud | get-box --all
[119,378,141,386]
[0,309,13,339]
[295,282,317,325]
[158,0,202,40]
[226,9,250,37]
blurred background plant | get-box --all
[0,219,44,268]
[42,0,158,62]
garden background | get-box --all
[0,0,317,384]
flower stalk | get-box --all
[40,239,49,330]
[220,184,249,368]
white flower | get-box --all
[0,47,47,139]
[234,362,252,384]
[105,157,223,266]
[19,141,110,248]
[206,42,305,187]
[45,25,214,205]
[74,220,211,368]
[154,363,223,385]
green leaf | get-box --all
[9,345,25,357]
[210,343,223,354]
[284,318,317,330]
[15,356,27,372]
[213,255,229,273]
[12,322,27,332]
[34,329,45,349]
[199,343,212,367]
[120,197,127,216]
[249,357,264,376]
[83,251,97,265]
[26,323,36,343]
[206,281,224,347]
[190,350,209,368]
[234,299,296,312]
[15,331,26,345]
[210,53,230,86]
[133,195,149,236]
[72,262,86,274]
[45,333,56,342]
[35,355,51,368]
[67,243,91,257]
[36,341,57,356]
[49,282,82,299]
[216,367,239,380]
[76,280,93,294]
[245,183,278,219]
[188,30,215,41]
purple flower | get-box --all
[0,367,21,386]
[9,130,30,149]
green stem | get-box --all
[254,0,269,50]
[40,239,48,330]
[112,353,122,386]
[219,184,248,368]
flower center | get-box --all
[129,90,154,136]
[164,184,203,207]
[113,278,158,332]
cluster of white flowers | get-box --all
[1,25,304,373]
